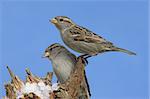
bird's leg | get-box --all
[84,53,98,60]
[84,55,92,59]
[78,53,97,64]
[83,58,89,65]
[78,54,89,65]
[80,54,89,57]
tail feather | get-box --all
[114,47,136,55]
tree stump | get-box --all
[3,57,90,99]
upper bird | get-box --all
[50,16,136,58]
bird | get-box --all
[43,43,91,98]
[50,16,136,58]
[43,43,76,83]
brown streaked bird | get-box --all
[50,16,136,58]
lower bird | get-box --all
[50,16,136,58]
[43,43,91,98]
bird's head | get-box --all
[43,43,64,59]
[50,16,75,31]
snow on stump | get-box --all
[3,57,89,99]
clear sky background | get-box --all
[0,0,148,99]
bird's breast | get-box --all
[52,55,75,83]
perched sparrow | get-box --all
[43,43,91,98]
[50,16,136,58]
[43,43,77,83]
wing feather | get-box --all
[69,25,113,45]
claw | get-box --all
[78,53,97,65]
[79,54,89,58]
[78,55,89,65]
[84,53,98,59]
[84,55,92,59]
[83,58,88,65]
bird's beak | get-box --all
[50,18,57,24]
[42,52,50,58]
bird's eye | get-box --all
[60,19,63,21]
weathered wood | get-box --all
[25,68,41,83]
[53,57,90,99]
[4,57,90,99]
[4,83,16,99]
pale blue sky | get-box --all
[0,0,148,99]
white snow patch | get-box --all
[16,80,59,99]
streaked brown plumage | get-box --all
[50,16,136,58]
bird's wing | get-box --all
[69,25,113,45]
[65,49,77,64]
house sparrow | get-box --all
[43,43,77,83]
[50,16,136,58]
[43,43,91,98]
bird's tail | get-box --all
[113,47,136,55]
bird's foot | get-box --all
[79,54,89,57]
[78,54,90,65]
[80,53,98,64]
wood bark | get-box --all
[3,57,90,99]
